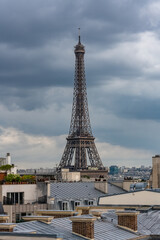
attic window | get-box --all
[88,200,94,205]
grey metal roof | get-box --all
[14,216,138,240]
[14,221,58,235]
[138,210,160,235]
[107,182,126,195]
[50,182,125,199]
[14,220,85,240]
[102,209,160,236]
[51,215,138,240]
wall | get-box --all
[123,181,136,191]
[99,190,160,206]
[2,184,37,203]
[4,204,47,223]
[61,171,80,182]
[109,181,123,189]
[80,170,108,179]
[94,182,108,193]
[0,185,2,202]
[37,182,47,198]
[152,155,160,188]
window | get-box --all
[62,202,68,210]
[16,214,20,222]
[21,212,26,217]
[88,200,94,206]
[75,201,80,207]
[5,192,24,205]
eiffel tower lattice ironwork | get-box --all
[59,34,104,170]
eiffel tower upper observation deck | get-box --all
[59,33,104,170]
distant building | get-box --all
[150,155,160,188]
[0,153,11,166]
[109,165,118,175]
[0,153,17,175]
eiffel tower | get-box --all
[59,32,104,170]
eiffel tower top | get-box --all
[78,27,81,44]
[74,28,85,54]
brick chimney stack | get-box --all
[70,216,96,240]
[116,211,139,232]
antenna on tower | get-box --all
[78,27,81,44]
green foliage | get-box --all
[4,174,35,182]
[82,175,90,179]
[5,174,20,182]
[21,175,35,182]
[0,164,12,171]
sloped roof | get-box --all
[102,209,160,236]
[50,182,125,199]
[14,220,86,240]
[51,216,138,240]
[14,217,138,240]
[14,221,57,235]
[107,182,126,195]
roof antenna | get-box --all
[78,27,81,44]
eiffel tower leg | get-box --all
[75,144,87,169]
[87,142,103,168]
[81,147,87,168]
[59,141,75,168]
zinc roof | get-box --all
[51,216,138,240]
[14,216,138,240]
[50,182,125,199]
[102,209,160,236]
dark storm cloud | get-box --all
[0,0,157,90]
[0,0,150,47]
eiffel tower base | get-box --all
[59,137,103,170]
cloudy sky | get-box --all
[1,0,160,168]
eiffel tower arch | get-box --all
[59,34,104,170]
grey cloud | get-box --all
[0,0,158,91]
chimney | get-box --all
[94,180,108,193]
[70,216,96,240]
[116,211,139,232]
[0,223,16,232]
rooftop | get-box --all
[50,182,125,199]
[14,217,138,240]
